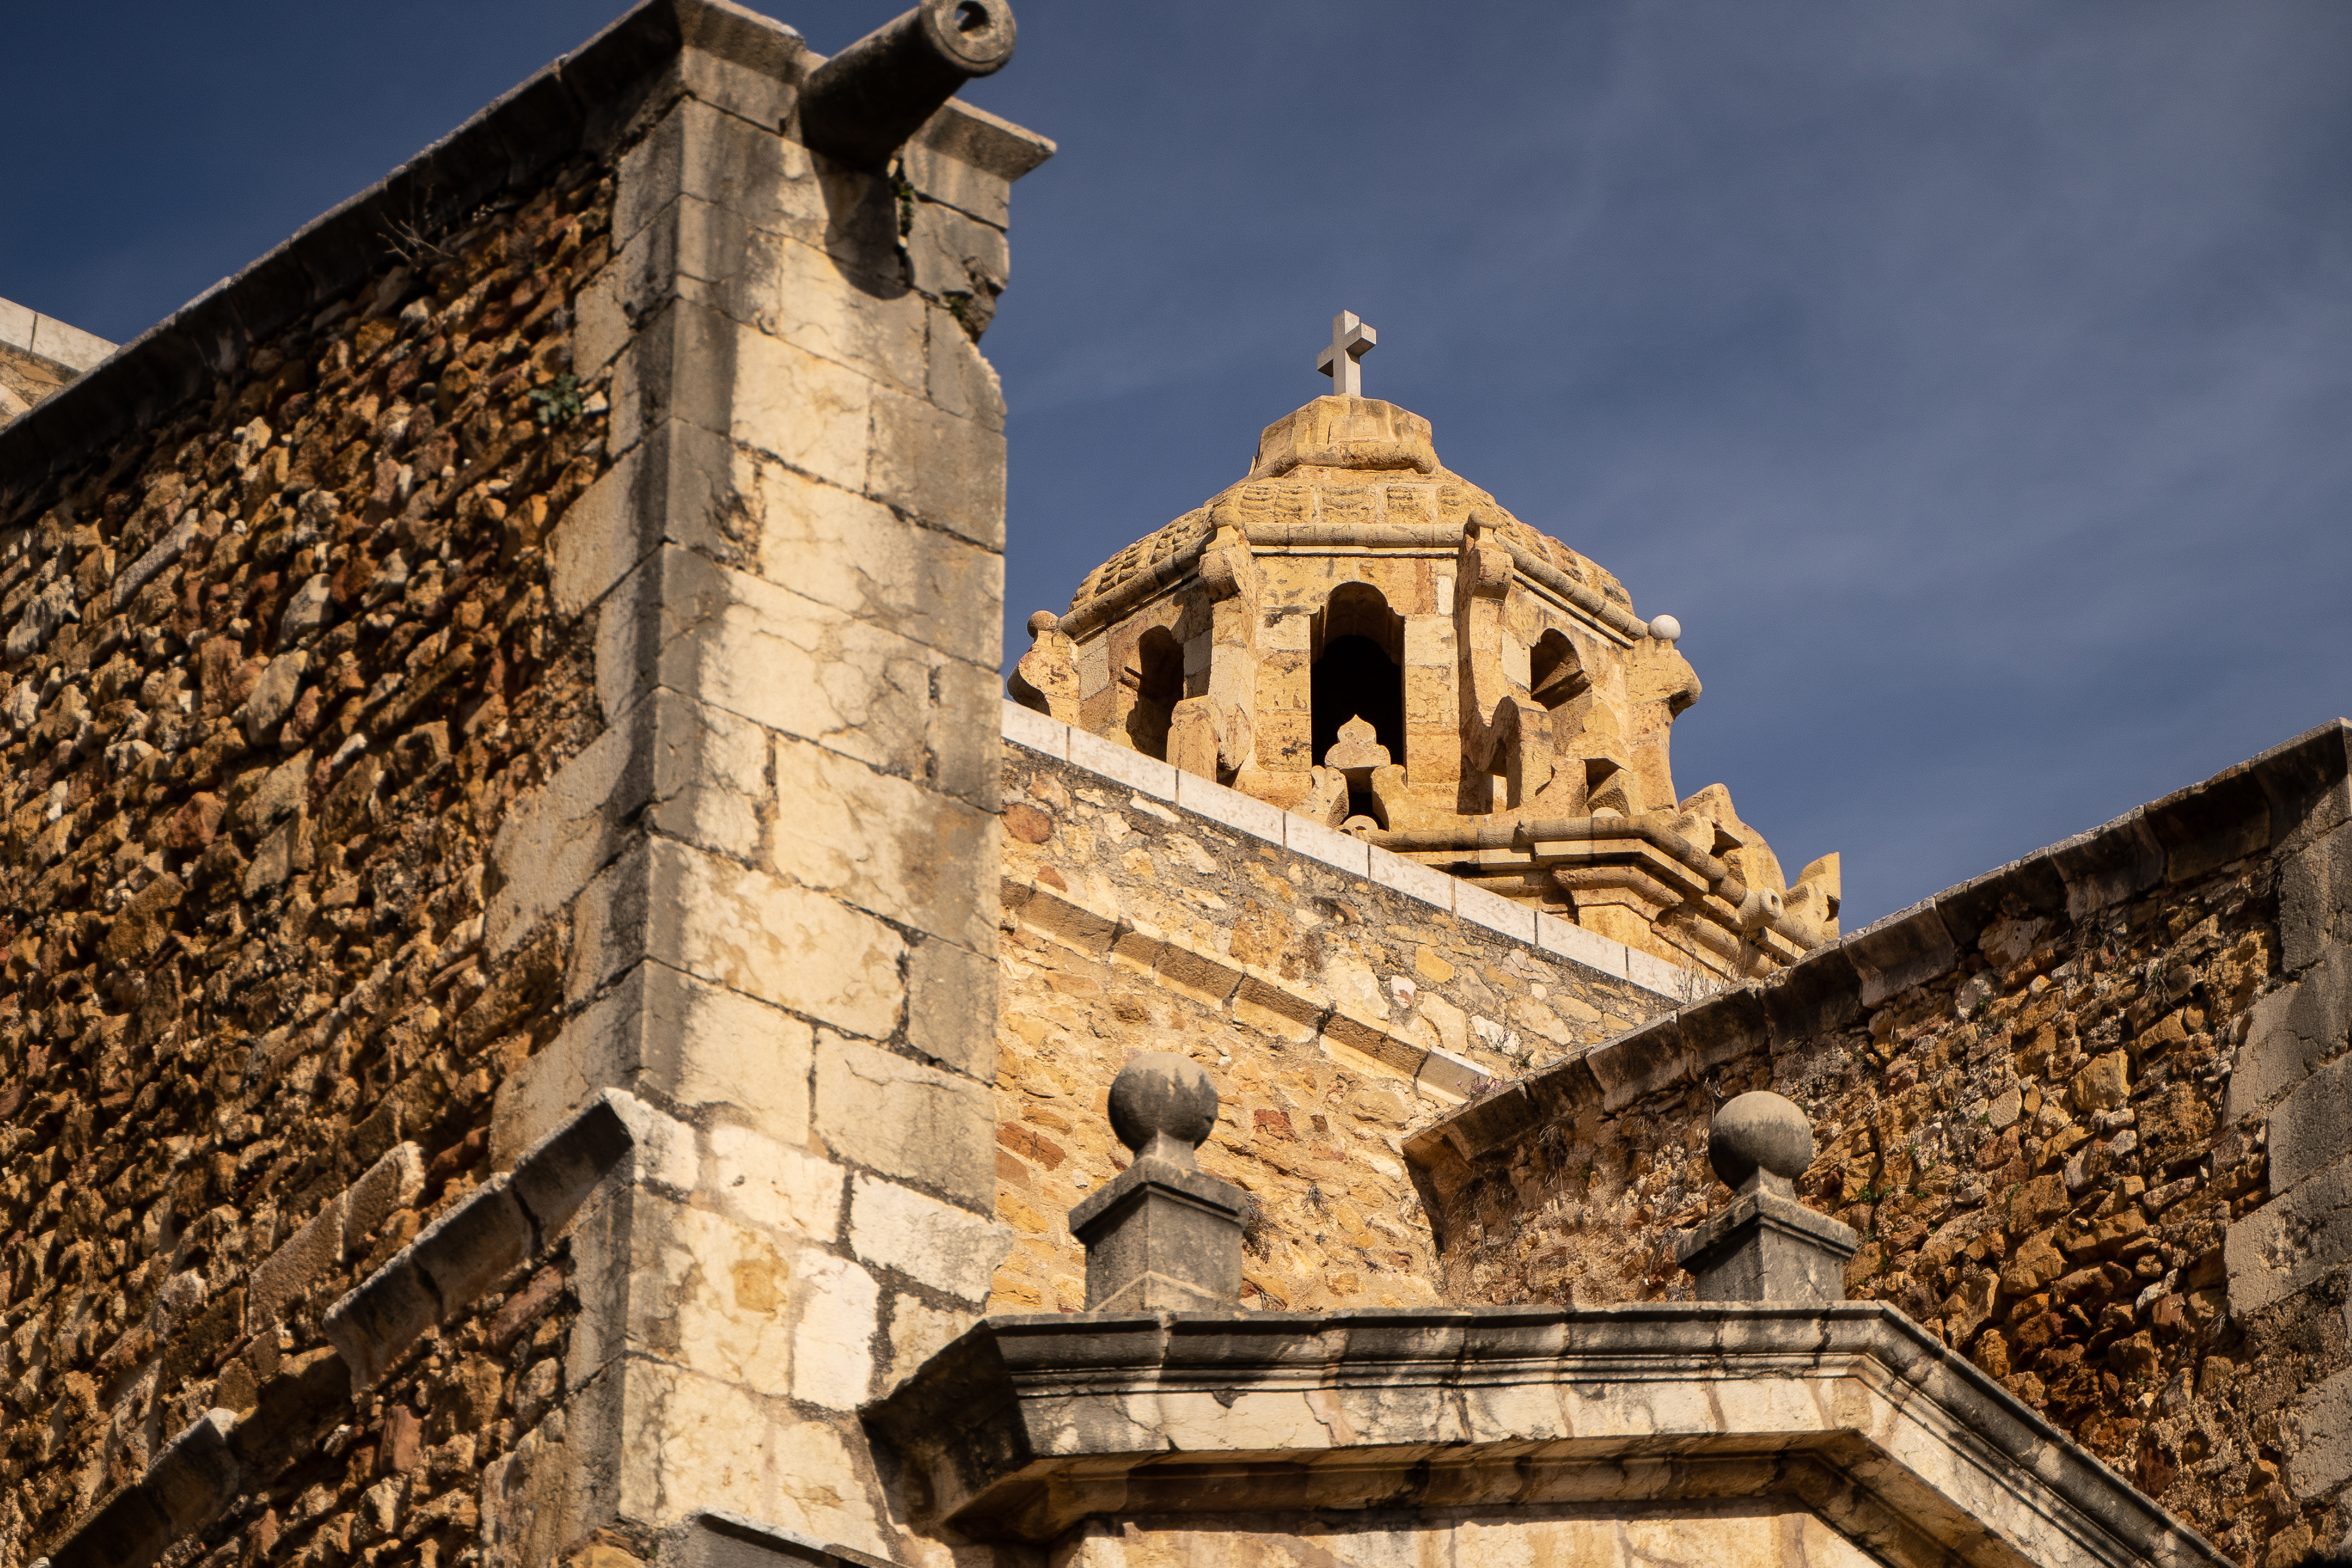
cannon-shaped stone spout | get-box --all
[799,0,1018,170]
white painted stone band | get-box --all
[0,293,114,375]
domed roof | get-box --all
[1066,396,1636,625]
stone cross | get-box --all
[1316,311,1377,397]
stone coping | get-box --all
[0,0,1051,523]
[0,294,113,376]
[1405,718,2352,1174]
[862,1301,2230,1568]
[1003,699,1707,1002]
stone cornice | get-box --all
[864,1301,2230,1568]
[1406,718,2352,1175]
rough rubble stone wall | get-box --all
[993,739,1677,1313]
[1415,736,2352,1568]
[0,157,618,1567]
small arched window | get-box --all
[1123,626,1184,759]
[1310,583,1405,820]
[1529,629,1589,710]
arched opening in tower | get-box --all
[1312,583,1405,820]
[1530,629,1589,710]
[1123,625,1184,760]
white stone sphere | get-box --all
[1647,614,1682,644]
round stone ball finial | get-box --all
[1647,614,1682,644]
[1708,1091,1814,1196]
[1107,1052,1220,1170]
[1027,610,1061,639]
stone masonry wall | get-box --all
[0,154,618,1566]
[1409,723,2352,1568]
[992,705,1687,1314]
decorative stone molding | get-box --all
[322,1089,638,1389]
[863,1304,2232,1568]
[38,1410,238,1568]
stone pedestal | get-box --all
[1067,1051,1246,1312]
[1676,1189,1858,1304]
[1069,1158,1245,1312]
[1677,1089,1858,1304]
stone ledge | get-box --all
[862,1301,2231,1568]
[1003,699,1698,1000]
[665,1508,902,1568]
[39,1408,238,1568]
[321,1090,638,1390]
[1410,718,2352,1173]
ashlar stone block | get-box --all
[765,731,999,952]
[568,837,906,1041]
[848,1174,1010,1304]
[745,454,1002,668]
[497,960,814,1169]
[812,1034,996,1205]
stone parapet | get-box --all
[1404,717,2352,1564]
[1004,699,1708,1000]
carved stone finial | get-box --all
[1678,1091,1856,1304]
[1107,1052,1218,1169]
[1322,713,1392,775]
[1708,1090,1814,1198]
[1070,1054,1247,1314]
[1027,609,1059,638]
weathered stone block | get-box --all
[2281,822,2352,975]
[1175,768,1284,841]
[768,733,999,950]
[413,1177,535,1310]
[247,1201,342,1331]
[1286,815,1370,877]
[813,1036,995,1205]
[2227,1155,2352,1315]
[1001,697,1068,760]
[1067,725,1175,800]
[1453,879,1536,943]
[848,1174,1009,1303]
[730,320,875,494]
[2226,950,2351,1120]
[867,383,1006,550]
[746,455,1003,667]
[647,688,772,863]
[710,1123,845,1241]
[908,936,997,1078]
[1370,846,1454,909]
[500,960,814,1167]
[488,706,647,954]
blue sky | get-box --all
[6,1,2348,928]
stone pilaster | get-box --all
[473,5,1051,1560]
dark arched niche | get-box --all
[1311,583,1405,791]
[1124,625,1184,759]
